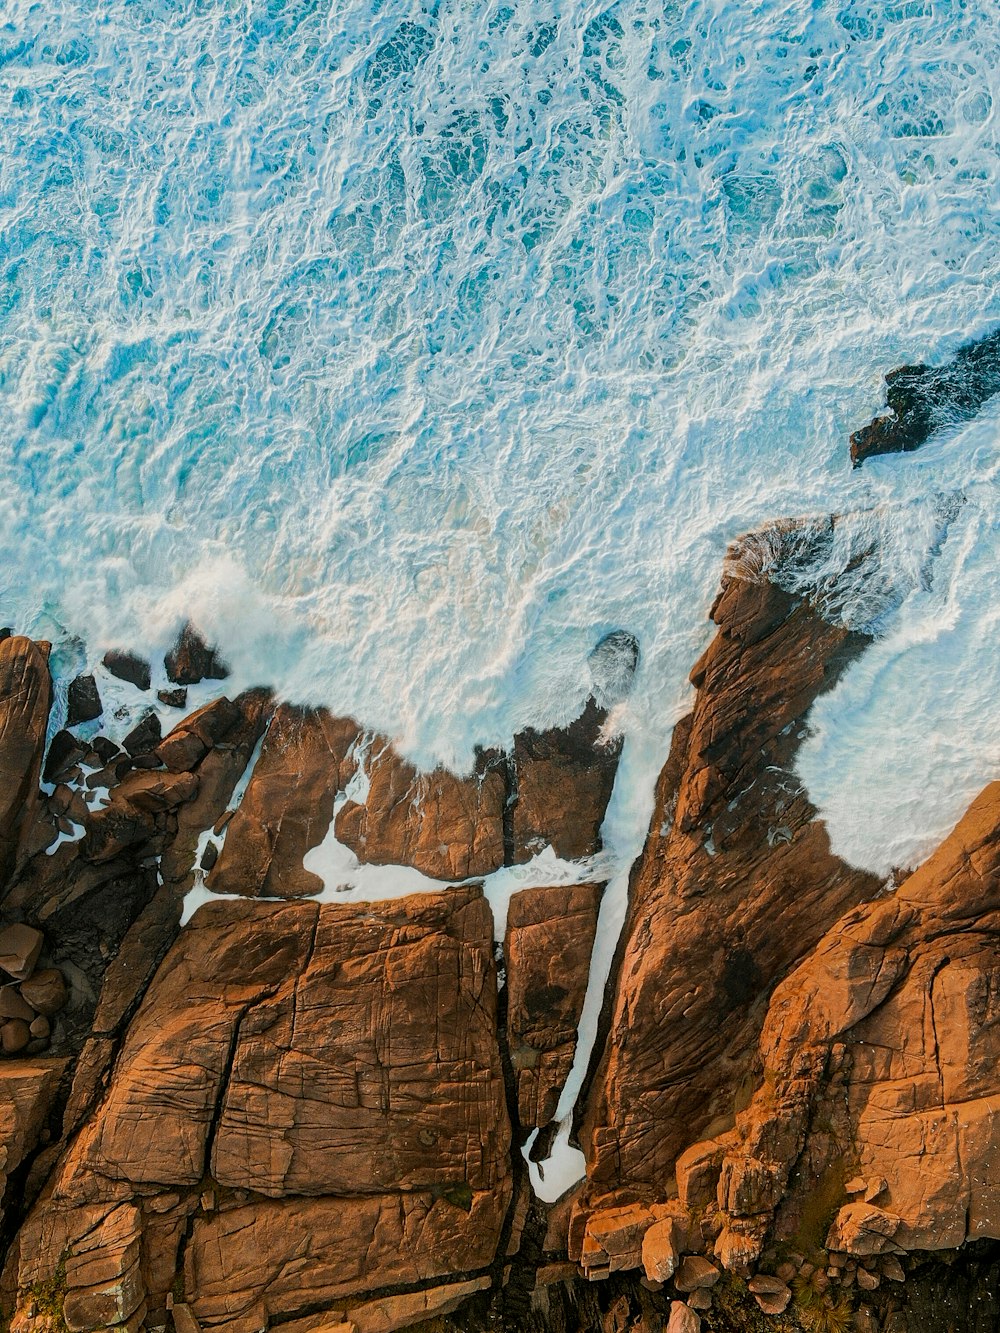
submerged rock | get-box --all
[850,325,1000,465]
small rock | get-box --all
[43,729,86,783]
[67,674,102,727]
[103,649,151,691]
[29,1015,50,1039]
[0,924,44,981]
[642,1216,683,1282]
[123,711,162,757]
[674,1256,720,1293]
[666,1301,700,1333]
[20,968,68,1016]
[881,1254,905,1283]
[687,1288,712,1311]
[200,841,219,873]
[857,1268,880,1291]
[165,622,229,686]
[776,1261,796,1283]
[845,1176,867,1194]
[1,1018,30,1054]
[748,1274,791,1314]
[158,687,189,708]
[0,986,35,1021]
[91,735,120,764]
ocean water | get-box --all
[3,0,1000,884]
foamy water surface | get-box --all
[3,0,1000,876]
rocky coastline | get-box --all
[0,398,997,1333]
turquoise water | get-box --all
[3,0,1000,873]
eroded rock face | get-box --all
[712,779,1000,1265]
[850,326,1000,466]
[0,637,51,886]
[580,528,882,1207]
[504,882,604,1131]
[12,888,510,1333]
[335,741,507,881]
[210,706,360,898]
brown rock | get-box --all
[641,1215,684,1282]
[20,969,68,1017]
[0,924,43,982]
[122,710,162,758]
[673,1256,720,1293]
[211,705,360,898]
[158,687,189,709]
[0,637,52,883]
[165,621,230,685]
[580,522,881,1236]
[747,1274,790,1313]
[687,1288,712,1311]
[1,1019,30,1054]
[677,1137,732,1210]
[0,1059,66,1225]
[0,985,35,1022]
[666,1301,700,1333]
[29,1015,50,1040]
[335,737,505,882]
[511,697,622,862]
[504,882,604,1128]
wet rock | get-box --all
[512,698,622,863]
[165,621,229,686]
[850,327,1000,466]
[588,630,640,707]
[504,882,604,1129]
[90,735,120,765]
[66,674,102,729]
[20,968,68,1017]
[212,705,361,898]
[158,687,189,709]
[43,729,87,784]
[335,736,505,882]
[0,924,44,982]
[102,650,151,691]
[122,711,162,758]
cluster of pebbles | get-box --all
[0,924,67,1056]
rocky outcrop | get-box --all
[165,623,230,686]
[101,650,150,692]
[210,706,360,897]
[850,326,1000,465]
[9,888,510,1333]
[579,527,882,1213]
[335,741,508,881]
[504,882,604,1131]
[0,638,51,887]
[709,779,1000,1268]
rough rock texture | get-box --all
[9,888,510,1333]
[504,883,604,1130]
[210,705,360,898]
[101,650,151,691]
[0,637,51,887]
[580,529,882,1213]
[511,699,621,863]
[165,622,230,686]
[850,326,1000,465]
[335,741,507,881]
[66,675,102,728]
[711,779,1000,1265]
[0,1060,66,1224]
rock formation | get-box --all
[850,325,1000,465]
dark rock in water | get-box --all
[102,649,151,691]
[0,629,11,642]
[157,687,188,709]
[200,840,219,873]
[90,735,119,765]
[165,621,229,686]
[122,711,162,758]
[850,326,1000,466]
[43,730,86,784]
[66,674,102,728]
[588,630,640,707]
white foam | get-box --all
[3,0,999,885]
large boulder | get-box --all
[164,622,229,686]
[0,637,51,885]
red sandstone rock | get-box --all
[210,705,360,897]
[504,882,604,1129]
